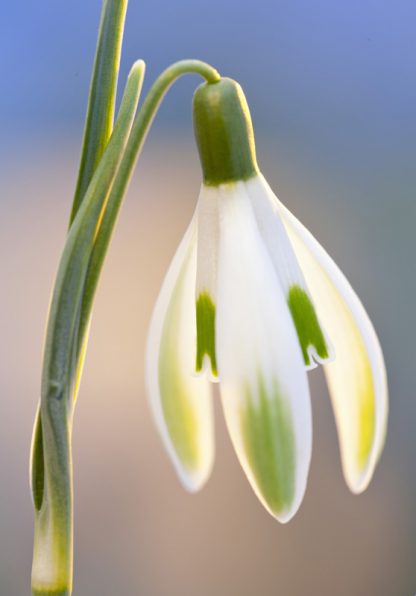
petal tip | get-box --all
[265,499,303,524]
[176,458,214,493]
[344,470,372,495]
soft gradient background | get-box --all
[1,1,416,594]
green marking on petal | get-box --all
[196,292,217,376]
[288,284,329,366]
[158,255,201,473]
[240,376,296,515]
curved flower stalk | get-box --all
[146,78,388,522]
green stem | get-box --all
[44,61,144,407]
[32,2,130,594]
[70,0,128,224]
[31,61,144,596]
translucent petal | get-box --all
[216,182,312,522]
[146,219,214,492]
[279,203,388,492]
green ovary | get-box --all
[196,292,217,376]
[240,377,296,514]
[288,285,328,366]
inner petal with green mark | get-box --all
[240,376,296,516]
[196,291,217,377]
[288,284,329,367]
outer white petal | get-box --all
[146,218,214,492]
[278,202,388,493]
[246,174,332,369]
[216,182,312,522]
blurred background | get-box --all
[1,0,416,594]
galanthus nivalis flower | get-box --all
[146,78,388,522]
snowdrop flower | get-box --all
[146,78,388,522]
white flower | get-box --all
[146,78,388,522]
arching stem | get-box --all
[77,59,220,350]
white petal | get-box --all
[278,202,388,493]
[196,185,219,299]
[246,174,332,369]
[145,218,214,492]
[216,182,312,522]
